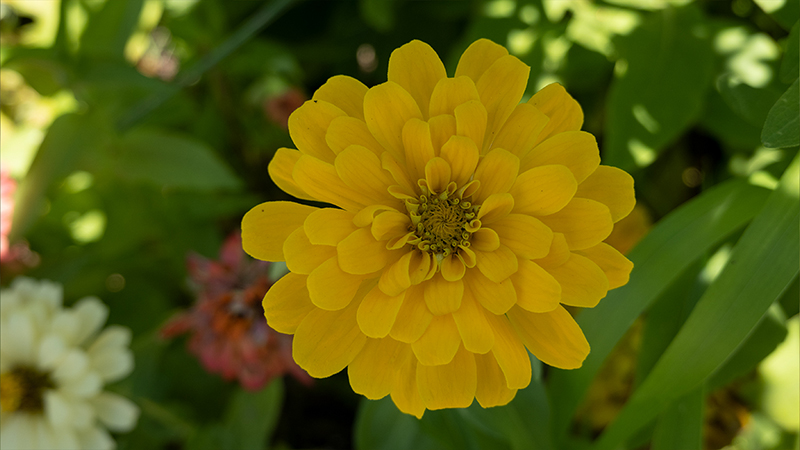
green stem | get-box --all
[116,0,297,132]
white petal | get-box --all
[60,372,102,398]
[77,425,114,450]
[89,350,133,383]
[92,392,139,432]
[51,312,80,347]
[38,334,68,371]
[1,414,36,450]
[71,298,108,345]
[1,312,37,366]
[49,425,80,450]
[44,390,73,428]
[87,327,131,356]
[51,350,88,383]
[70,399,95,430]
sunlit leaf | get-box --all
[79,0,145,60]
[593,155,799,450]
[548,179,771,440]
[761,78,800,148]
[604,6,714,171]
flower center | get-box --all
[0,367,54,414]
[405,184,480,257]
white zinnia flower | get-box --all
[0,278,139,450]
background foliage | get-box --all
[1,0,797,449]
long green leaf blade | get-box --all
[594,155,800,450]
[650,386,705,450]
[548,179,771,439]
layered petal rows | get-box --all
[242,39,635,417]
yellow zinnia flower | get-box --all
[242,39,635,418]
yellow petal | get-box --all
[489,214,553,259]
[308,256,364,310]
[473,149,520,204]
[423,273,463,315]
[440,135,479,187]
[348,337,411,399]
[466,267,517,314]
[452,289,494,354]
[390,285,433,343]
[477,192,514,224]
[335,145,397,206]
[507,305,589,370]
[455,38,509,83]
[424,157,451,194]
[510,165,578,217]
[372,211,411,242]
[357,285,406,338]
[416,344,477,409]
[313,75,369,120]
[284,227,336,274]
[403,118,436,183]
[288,100,346,163]
[354,204,400,228]
[440,254,466,282]
[294,155,367,211]
[364,81,423,160]
[476,55,530,152]
[391,357,426,418]
[262,273,315,334]
[491,103,550,158]
[455,100,488,152]
[471,227,500,252]
[409,250,434,285]
[535,232,570,268]
[511,260,561,313]
[337,228,392,275]
[388,40,447,119]
[576,243,633,290]
[476,245,518,283]
[429,76,480,117]
[575,165,636,223]
[527,83,583,147]
[474,352,517,408]
[484,312,531,389]
[521,131,600,183]
[546,253,609,308]
[242,201,318,261]
[381,153,417,194]
[412,313,461,366]
[379,250,413,296]
[268,148,315,201]
[293,299,366,378]
[428,114,457,155]
[326,116,383,156]
[304,208,357,246]
[538,198,613,251]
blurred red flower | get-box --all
[162,233,311,390]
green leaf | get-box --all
[604,5,714,171]
[650,386,705,450]
[354,398,439,450]
[114,128,242,191]
[79,0,145,60]
[594,155,800,450]
[548,179,771,440]
[419,409,511,450]
[360,0,396,32]
[10,113,108,242]
[780,22,799,84]
[762,78,800,148]
[753,0,799,31]
[222,381,284,450]
[707,304,788,390]
[716,73,784,128]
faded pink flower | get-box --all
[264,88,306,130]
[162,233,311,390]
[1,170,15,260]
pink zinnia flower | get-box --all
[162,233,311,390]
[1,170,15,261]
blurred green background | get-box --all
[0,0,797,449]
